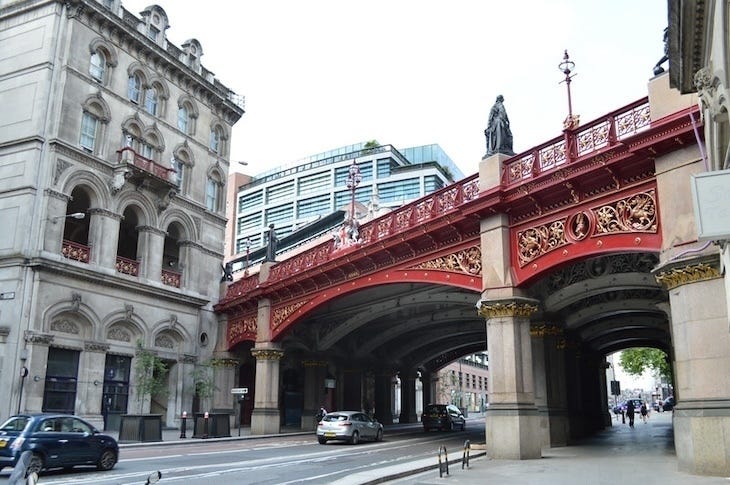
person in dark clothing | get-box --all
[640,402,649,423]
[315,407,327,423]
[626,400,636,427]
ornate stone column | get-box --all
[250,346,283,434]
[655,257,730,475]
[540,326,569,447]
[374,370,394,425]
[530,324,551,448]
[301,360,327,430]
[478,297,541,459]
[22,332,53,413]
[88,208,121,268]
[210,357,239,412]
[77,341,109,430]
[137,225,165,281]
[398,369,419,424]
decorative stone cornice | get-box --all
[180,354,198,364]
[24,331,54,346]
[45,188,71,202]
[530,324,564,338]
[210,358,239,368]
[476,298,539,319]
[136,225,167,236]
[88,207,122,220]
[84,341,110,353]
[655,262,721,290]
[251,349,284,361]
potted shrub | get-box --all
[119,341,168,443]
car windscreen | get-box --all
[0,416,30,432]
[322,414,348,422]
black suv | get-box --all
[421,404,466,431]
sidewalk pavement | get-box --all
[110,413,730,484]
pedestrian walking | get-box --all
[315,407,327,423]
[626,400,636,428]
[640,402,649,423]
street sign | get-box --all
[231,387,248,394]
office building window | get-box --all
[298,172,331,196]
[265,204,293,227]
[266,181,295,204]
[297,195,330,219]
[145,86,158,115]
[377,179,420,203]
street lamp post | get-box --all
[346,160,362,224]
[243,238,251,276]
[345,160,362,242]
[558,50,578,130]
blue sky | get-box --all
[122,0,668,177]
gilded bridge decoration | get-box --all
[477,300,539,319]
[273,300,308,328]
[655,263,722,290]
[517,190,657,267]
[228,314,257,343]
[251,348,284,361]
[411,246,481,275]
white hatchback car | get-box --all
[316,411,383,445]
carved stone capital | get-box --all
[89,207,122,220]
[136,225,167,236]
[251,348,284,361]
[24,331,54,346]
[477,298,539,319]
[84,341,110,353]
[655,262,722,290]
[45,188,71,202]
[180,354,198,364]
[210,358,240,368]
[302,360,327,368]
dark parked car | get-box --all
[613,398,644,414]
[316,411,383,445]
[661,396,676,411]
[422,404,466,432]
[0,413,118,475]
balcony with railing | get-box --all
[62,240,91,263]
[116,147,178,196]
[116,256,139,277]
[161,269,181,288]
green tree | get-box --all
[363,140,380,149]
[619,347,671,379]
[191,362,216,400]
[134,340,168,410]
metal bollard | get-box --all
[203,411,209,439]
[180,411,187,439]
[462,439,471,469]
[438,445,449,477]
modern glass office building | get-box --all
[231,142,464,257]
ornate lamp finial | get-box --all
[559,50,579,130]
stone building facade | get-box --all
[0,0,243,431]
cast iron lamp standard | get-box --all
[346,160,362,240]
[558,49,578,130]
[243,238,251,276]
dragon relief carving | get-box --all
[411,246,481,275]
[517,190,657,267]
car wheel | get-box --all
[96,449,117,471]
[317,436,327,445]
[26,453,43,475]
[375,429,383,442]
[350,431,360,445]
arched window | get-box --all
[177,106,188,133]
[209,126,222,154]
[127,73,142,104]
[89,51,106,82]
[80,112,99,152]
[144,86,158,115]
[206,171,223,212]
[79,95,110,154]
